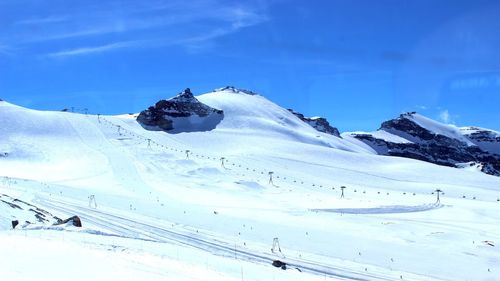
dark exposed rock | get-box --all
[352,112,500,177]
[11,220,19,229]
[55,215,82,227]
[29,208,49,223]
[1,194,62,227]
[137,88,224,133]
[1,199,22,209]
[288,109,341,137]
[272,260,287,270]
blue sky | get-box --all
[1,0,499,132]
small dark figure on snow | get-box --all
[272,260,287,270]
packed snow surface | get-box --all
[1,94,500,281]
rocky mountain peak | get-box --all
[352,113,500,176]
[380,113,437,142]
[137,88,224,133]
[171,88,195,101]
[288,109,341,137]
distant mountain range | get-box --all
[136,87,500,177]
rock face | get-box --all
[137,88,224,133]
[350,112,500,176]
[288,109,341,137]
[55,215,82,227]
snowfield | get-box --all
[1,89,499,281]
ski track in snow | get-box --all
[311,203,443,214]
[34,196,403,281]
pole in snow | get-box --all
[88,195,97,208]
[268,172,274,185]
[271,237,282,254]
[340,186,346,198]
[220,157,226,169]
[147,138,151,148]
[434,189,443,203]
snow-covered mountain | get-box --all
[346,112,500,176]
[1,90,500,281]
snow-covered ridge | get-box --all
[213,86,258,95]
[196,89,364,152]
[213,87,343,137]
[396,112,474,146]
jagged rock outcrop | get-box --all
[55,215,82,227]
[350,112,500,176]
[137,88,224,133]
[288,109,341,137]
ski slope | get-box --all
[1,91,500,281]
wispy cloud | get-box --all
[3,0,269,57]
[439,109,453,124]
[46,20,256,58]
[37,1,269,58]
[46,41,139,58]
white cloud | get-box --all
[439,109,452,124]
